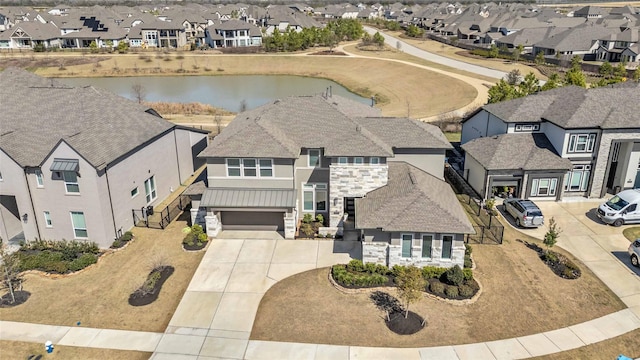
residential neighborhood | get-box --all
[0,1,640,360]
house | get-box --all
[460,83,640,201]
[595,28,639,63]
[0,22,60,49]
[197,93,473,268]
[0,68,208,248]
[204,20,262,48]
[532,22,615,59]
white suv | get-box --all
[503,199,544,228]
[629,239,640,267]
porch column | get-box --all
[205,210,221,237]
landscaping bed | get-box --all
[110,231,134,249]
[129,266,174,307]
[0,291,30,308]
[182,224,208,251]
[14,240,101,274]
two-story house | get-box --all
[197,93,473,268]
[0,68,208,248]
[460,83,640,201]
[204,19,262,48]
[595,28,639,63]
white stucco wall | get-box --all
[0,150,38,242]
[463,154,487,198]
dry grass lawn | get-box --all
[0,215,204,332]
[0,340,151,360]
[623,227,640,242]
[10,51,477,119]
[251,219,625,348]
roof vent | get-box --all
[356,125,361,132]
[408,172,416,185]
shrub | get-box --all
[464,243,472,256]
[315,214,324,224]
[347,259,365,272]
[429,281,445,294]
[183,224,208,246]
[443,265,464,286]
[68,253,98,271]
[332,264,387,287]
[300,223,315,238]
[459,284,475,297]
[445,285,459,298]
[422,266,447,279]
[44,261,68,274]
[302,213,314,223]
[543,251,558,263]
[111,239,122,248]
[121,231,133,242]
[374,264,391,275]
[464,257,473,269]
[462,268,473,281]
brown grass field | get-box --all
[251,218,628,353]
[0,340,151,360]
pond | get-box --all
[60,75,370,112]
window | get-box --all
[564,165,591,192]
[226,158,273,177]
[401,234,412,258]
[421,234,433,258]
[308,149,321,167]
[530,178,557,197]
[568,134,596,153]
[70,211,87,238]
[515,124,540,132]
[370,157,380,165]
[243,159,257,177]
[43,211,52,227]
[442,235,453,259]
[63,171,79,193]
[131,187,139,198]
[354,157,364,165]
[338,157,348,164]
[259,159,273,177]
[144,176,157,203]
[227,159,241,176]
[35,170,44,187]
[302,183,327,211]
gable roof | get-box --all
[461,133,572,171]
[355,162,474,234]
[0,68,190,170]
[201,94,452,159]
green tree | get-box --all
[613,62,627,79]
[488,44,499,58]
[488,79,516,103]
[373,31,385,48]
[405,24,424,38]
[599,61,613,77]
[105,39,113,52]
[89,40,98,54]
[394,265,425,318]
[570,55,582,69]
[117,41,128,54]
[633,67,640,81]
[564,66,586,87]
[541,73,561,91]
[512,44,524,62]
[517,72,540,96]
[543,217,562,251]
[534,51,545,65]
[506,69,521,85]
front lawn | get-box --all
[0,215,205,332]
[623,226,640,242]
[250,223,624,347]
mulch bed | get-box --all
[128,266,174,307]
[183,242,207,251]
[522,241,581,280]
[0,291,31,308]
[386,311,425,335]
[424,278,480,300]
[309,50,347,56]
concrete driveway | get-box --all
[502,199,640,316]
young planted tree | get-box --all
[395,265,426,319]
[543,217,562,252]
[0,241,24,305]
[132,83,146,104]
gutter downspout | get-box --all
[23,169,41,239]
[104,167,119,239]
[173,130,183,184]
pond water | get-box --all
[60,75,370,112]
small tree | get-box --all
[543,217,562,251]
[488,44,499,58]
[512,44,524,62]
[131,83,146,104]
[373,32,385,48]
[599,61,613,77]
[89,40,99,54]
[534,51,545,65]
[633,67,640,81]
[0,241,24,305]
[506,69,521,85]
[117,41,129,54]
[395,265,425,318]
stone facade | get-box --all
[284,215,295,239]
[205,212,221,237]
[362,242,388,265]
[387,241,464,268]
[329,164,388,228]
[590,130,640,198]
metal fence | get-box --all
[132,194,190,230]
[445,166,504,245]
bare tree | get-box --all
[0,240,24,305]
[132,83,146,104]
[239,99,248,113]
[214,113,222,135]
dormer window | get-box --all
[308,149,321,167]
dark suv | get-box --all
[503,199,544,228]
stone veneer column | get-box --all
[284,214,295,239]
[329,165,388,228]
[205,211,221,237]
[590,131,640,198]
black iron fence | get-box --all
[132,194,190,230]
[445,166,504,245]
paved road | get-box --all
[364,27,508,80]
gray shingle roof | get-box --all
[461,133,572,171]
[201,95,452,160]
[479,83,640,129]
[0,68,178,170]
[355,162,474,234]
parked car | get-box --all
[503,199,544,228]
[597,189,640,227]
[629,239,640,267]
